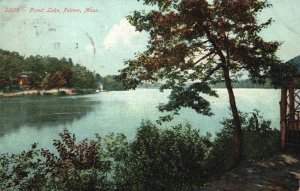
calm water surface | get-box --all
[0,89,280,154]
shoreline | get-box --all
[0,88,77,97]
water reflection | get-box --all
[0,89,281,154]
[0,96,99,136]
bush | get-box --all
[206,109,280,176]
[0,110,280,190]
[0,130,112,191]
[0,143,46,190]
[106,122,211,191]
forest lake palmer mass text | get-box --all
[4,7,100,13]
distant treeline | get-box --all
[210,79,273,89]
[102,75,125,91]
[138,79,273,89]
[138,82,162,89]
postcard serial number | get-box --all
[5,8,21,13]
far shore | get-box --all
[0,88,76,97]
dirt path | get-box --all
[203,154,300,191]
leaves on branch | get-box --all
[118,0,289,122]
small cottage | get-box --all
[16,73,31,88]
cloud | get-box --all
[103,18,141,50]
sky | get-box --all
[0,0,300,76]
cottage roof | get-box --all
[17,72,32,78]
[18,74,29,78]
[286,55,300,76]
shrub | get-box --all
[106,122,211,191]
[0,130,111,191]
[206,109,280,176]
[0,143,46,190]
[0,110,280,190]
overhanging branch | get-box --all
[202,62,223,83]
[194,51,216,66]
[203,27,227,66]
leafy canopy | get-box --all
[119,0,281,120]
[0,49,102,91]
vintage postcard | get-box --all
[0,0,300,190]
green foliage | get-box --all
[118,0,291,163]
[0,49,24,91]
[0,130,111,191]
[42,68,73,90]
[0,143,46,190]
[43,130,111,191]
[106,122,211,190]
[0,49,101,92]
[102,75,125,91]
[0,111,280,190]
[69,64,100,90]
[211,78,274,88]
[269,61,296,88]
[206,110,280,176]
[118,0,285,118]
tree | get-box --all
[102,75,125,91]
[23,55,48,88]
[69,64,100,90]
[118,0,282,164]
[0,49,24,91]
[42,69,73,90]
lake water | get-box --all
[0,89,280,154]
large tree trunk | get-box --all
[223,65,243,165]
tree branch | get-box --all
[202,62,223,82]
[193,51,216,66]
[203,27,227,66]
